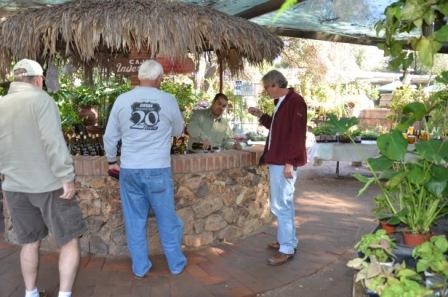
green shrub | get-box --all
[355,229,396,262]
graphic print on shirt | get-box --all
[130,101,161,130]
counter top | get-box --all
[74,148,264,176]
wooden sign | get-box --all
[156,57,195,74]
[113,57,195,75]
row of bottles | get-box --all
[66,132,189,156]
[66,132,106,156]
[404,127,430,144]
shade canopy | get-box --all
[4,0,444,51]
[0,0,283,78]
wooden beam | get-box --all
[271,27,382,47]
[269,26,448,53]
[236,0,284,19]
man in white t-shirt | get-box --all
[104,60,187,278]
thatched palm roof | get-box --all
[0,0,283,78]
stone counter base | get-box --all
[3,150,272,256]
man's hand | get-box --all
[109,164,120,172]
[233,142,242,150]
[60,181,76,200]
[248,107,263,118]
[283,164,294,179]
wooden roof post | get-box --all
[84,63,94,88]
[219,56,223,93]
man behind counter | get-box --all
[187,93,241,151]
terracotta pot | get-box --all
[379,220,396,235]
[78,106,98,126]
[403,232,431,247]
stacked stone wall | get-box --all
[3,150,271,256]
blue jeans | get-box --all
[119,167,187,276]
[268,165,299,255]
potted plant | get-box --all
[412,235,448,296]
[312,124,335,143]
[347,256,395,297]
[348,257,434,297]
[351,129,362,143]
[355,229,396,263]
[354,102,448,247]
[372,196,399,235]
[380,264,433,297]
[325,115,359,143]
[361,130,380,141]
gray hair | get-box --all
[14,74,38,83]
[138,60,164,81]
[262,70,288,88]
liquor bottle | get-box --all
[66,134,74,155]
[82,135,90,156]
[95,134,105,156]
[74,135,81,155]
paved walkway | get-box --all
[0,162,378,297]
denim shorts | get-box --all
[4,188,87,246]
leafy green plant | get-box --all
[375,0,448,69]
[96,79,131,126]
[388,86,427,126]
[347,256,395,294]
[225,90,252,125]
[72,85,101,107]
[424,71,448,138]
[355,229,396,262]
[381,265,433,297]
[412,235,448,277]
[361,130,380,141]
[0,86,7,96]
[312,124,335,136]
[349,233,447,296]
[323,115,360,142]
[50,82,81,133]
[161,80,200,122]
[351,129,362,138]
[258,93,275,115]
[347,258,430,296]
[326,115,359,135]
[354,102,448,235]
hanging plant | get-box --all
[375,0,448,69]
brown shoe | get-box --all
[267,242,280,250]
[267,251,294,266]
[39,291,48,297]
[267,242,297,254]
